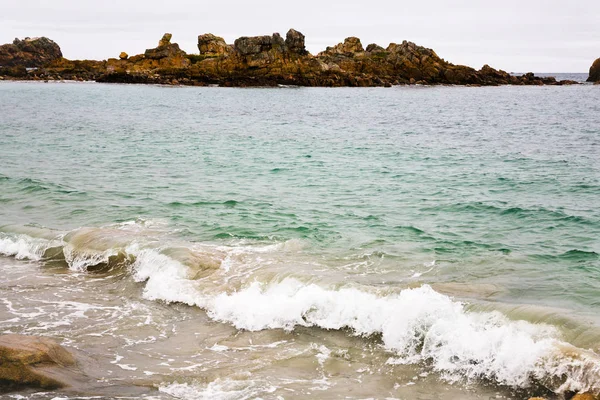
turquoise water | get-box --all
[1,81,600,398]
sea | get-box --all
[0,74,599,399]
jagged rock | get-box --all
[366,43,386,53]
[588,58,600,82]
[234,33,286,56]
[144,33,186,60]
[323,37,364,56]
[0,334,76,391]
[0,37,62,67]
[0,30,569,87]
[285,29,307,55]
[119,52,128,60]
[479,64,511,84]
[198,34,232,57]
[158,33,172,47]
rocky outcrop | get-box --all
[0,30,581,87]
[285,29,307,55]
[0,334,76,391]
[119,52,128,60]
[198,34,233,57]
[144,33,186,60]
[321,37,364,56]
[588,58,600,82]
[0,37,62,67]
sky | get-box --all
[2,0,599,72]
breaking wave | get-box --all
[1,222,600,395]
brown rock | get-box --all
[323,37,364,56]
[285,29,307,55]
[119,51,128,60]
[158,33,172,47]
[198,34,232,57]
[479,64,510,83]
[234,33,285,56]
[588,58,600,82]
[571,393,599,400]
[0,37,62,68]
[0,334,75,391]
[144,33,186,60]
[366,43,386,53]
[557,79,579,85]
[59,28,567,87]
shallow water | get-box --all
[0,80,599,399]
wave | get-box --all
[0,233,53,260]
[1,223,600,394]
[202,280,599,393]
[0,176,88,197]
[421,201,598,226]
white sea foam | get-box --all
[131,246,600,394]
[62,244,118,271]
[3,227,600,393]
[159,379,277,400]
[0,234,52,260]
[131,248,209,306]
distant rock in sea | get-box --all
[0,30,582,87]
[0,37,62,68]
[588,57,600,82]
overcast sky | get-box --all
[2,0,599,72]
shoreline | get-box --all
[0,77,591,88]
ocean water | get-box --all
[0,80,599,399]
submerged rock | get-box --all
[0,37,62,67]
[588,58,600,82]
[0,334,76,391]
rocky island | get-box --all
[0,29,584,86]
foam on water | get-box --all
[0,233,53,260]
[159,379,277,400]
[131,247,209,306]
[130,249,600,394]
[2,226,600,394]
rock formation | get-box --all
[321,37,364,56]
[144,33,186,59]
[0,30,581,87]
[198,34,233,57]
[588,58,600,82]
[285,29,308,55]
[0,37,62,68]
[0,334,76,391]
